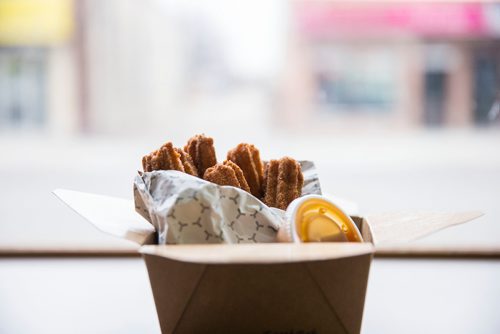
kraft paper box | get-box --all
[53,187,481,334]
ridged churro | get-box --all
[142,136,305,209]
[223,160,250,193]
[263,157,303,210]
[184,134,217,178]
[175,148,198,176]
[227,143,264,198]
[142,142,197,176]
[203,160,250,192]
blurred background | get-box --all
[1,0,499,248]
[1,1,500,333]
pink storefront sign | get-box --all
[297,3,491,38]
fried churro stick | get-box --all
[263,157,303,210]
[223,160,250,192]
[142,142,197,176]
[175,148,198,176]
[185,134,217,178]
[203,161,250,192]
[148,149,162,171]
[227,143,264,197]
[163,142,184,170]
[142,154,153,172]
[297,164,304,194]
[263,160,279,207]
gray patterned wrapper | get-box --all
[133,161,321,245]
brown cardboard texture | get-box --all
[141,244,373,334]
[53,189,482,334]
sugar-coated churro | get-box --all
[263,157,303,210]
[142,142,197,176]
[184,134,217,177]
[227,143,264,197]
[204,160,250,192]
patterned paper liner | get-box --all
[134,161,321,244]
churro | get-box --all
[263,157,303,210]
[227,143,264,197]
[223,160,250,193]
[142,136,305,209]
[184,134,217,177]
[175,148,198,176]
[204,160,250,192]
[142,142,197,176]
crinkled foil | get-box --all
[134,161,321,244]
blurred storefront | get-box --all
[280,2,500,131]
[0,1,499,135]
[0,0,77,133]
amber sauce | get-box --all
[295,198,363,243]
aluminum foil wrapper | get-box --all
[134,161,321,244]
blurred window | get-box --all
[474,47,499,124]
[0,48,46,128]
[315,46,396,112]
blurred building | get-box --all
[79,0,285,136]
[279,2,500,131]
[0,1,499,135]
[0,0,78,133]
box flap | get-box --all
[366,211,483,246]
[140,243,374,264]
[53,189,156,245]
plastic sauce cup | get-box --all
[281,195,363,243]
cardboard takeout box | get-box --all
[54,189,481,334]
